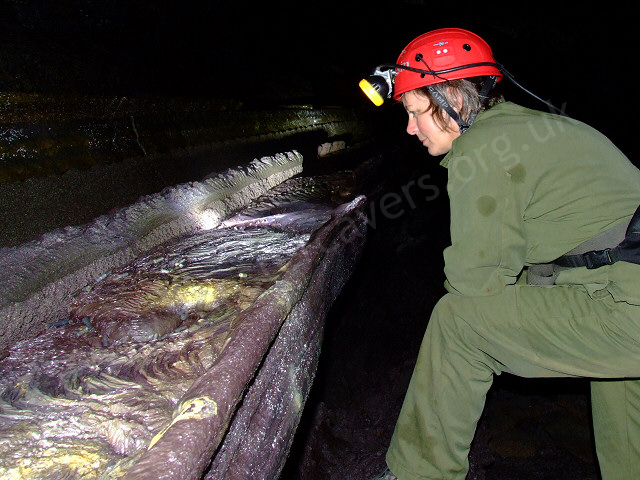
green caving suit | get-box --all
[386,102,640,480]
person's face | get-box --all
[402,90,461,156]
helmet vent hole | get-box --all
[463,44,472,51]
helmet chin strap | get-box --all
[426,86,470,134]
[427,75,498,134]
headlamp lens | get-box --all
[359,78,386,107]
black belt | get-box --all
[554,205,640,269]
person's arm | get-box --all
[442,150,530,297]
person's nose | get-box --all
[406,116,418,135]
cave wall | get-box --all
[0,92,396,247]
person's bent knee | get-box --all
[429,293,470,334]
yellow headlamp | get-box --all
[359,67,395,107]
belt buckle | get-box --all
[584,248,613,269]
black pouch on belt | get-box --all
[554,205,640,269]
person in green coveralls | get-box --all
[360,28,640,480]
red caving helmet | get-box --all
[393,28,503,100]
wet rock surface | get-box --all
[0,166,367,480]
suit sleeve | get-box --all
[442,149,529,297]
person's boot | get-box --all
[370,467,399,480]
